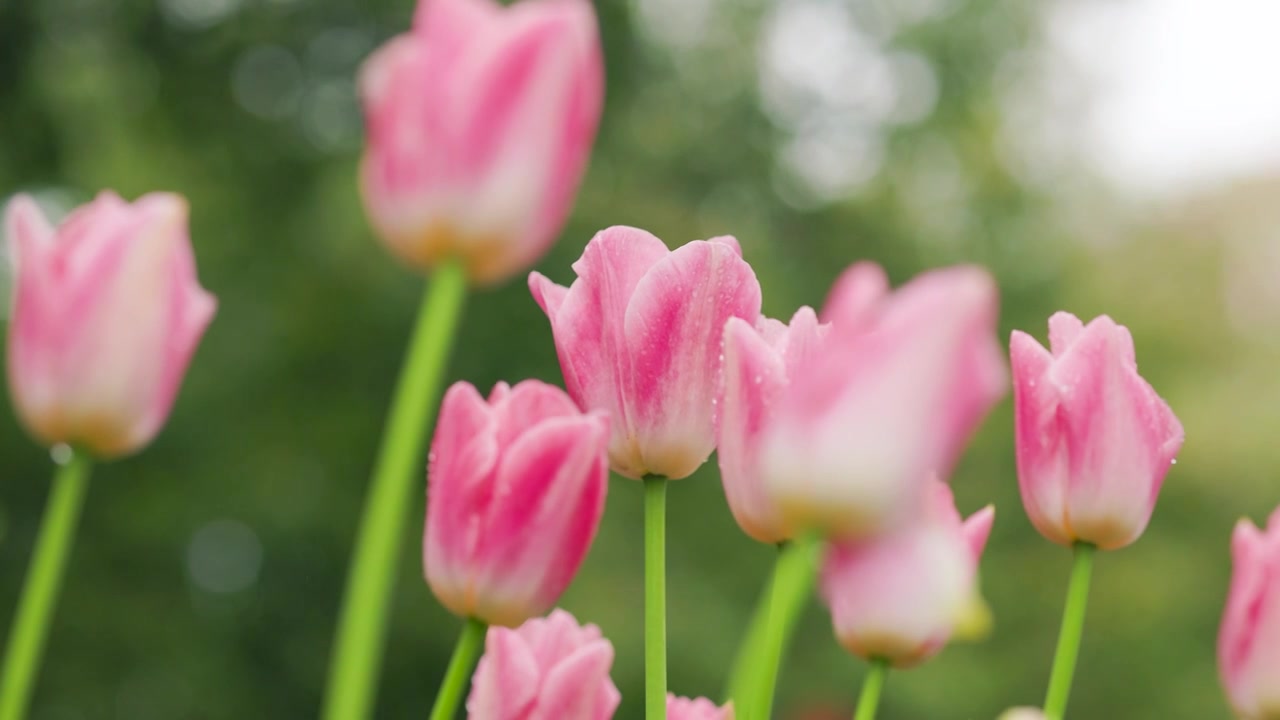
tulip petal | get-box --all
[820,261,889,330]
[1047,311,1085,356]
[537,637,617,720]
[623,238,762,479]
[467,627,540,720]
[1010,329,1072,546]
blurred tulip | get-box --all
[529,226,762,479]
[762,263,1006,538]
[819,480,994,668]
[424,380,609,626]
[667,695,734,720]
[359,0,603,285]
[467,609,620,720]
[4,192,216,459]
[1011,312,1184,550]
[717,308,827,543]
[1219,508,1280,720]
[998,709,1048,720]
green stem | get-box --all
[0,449,93,720]
[428,619,488,720]
[724,564,774,709]
[853,658,889,720]
[323,261,468,720]
[748,534,821,720]
[1043,542,1096,720]
[644,475,667,720]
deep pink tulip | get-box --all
[1011,312,1184,550]
[424,380,609,626]
[1219,508,1280,719]
[717,308,828,543]
[467,609,620,720]
[359,0,603,285]
[667,695,734,720]
[4,192,216,459]
[762,263,1006,538]
[529,226,763,480]
[820,480,994,668]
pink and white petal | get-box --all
[962,506,996,564]
[1047,311,1085,356]
[820,262,889,331]
[470,414,607,625]
[467,627,540,720]
[493,379,585,449]
[536,639,617,720]
[1011,330,1072,546]
[623,239,762,479]
[718,317,790,543]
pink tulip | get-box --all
[718,308,827,543]
[467,609,620,720]
[1011,312,1184,550]
[529,226,762,480]
[1219,508,1280,719]
[667,695,734,720]
[762,263,1006,538]
[4,192,216,459]
[358,0,603,285]
[819,480,994,668]
[424,380,609,627]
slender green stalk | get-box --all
[323,261,468,720]
[644,475,667,720]
[0,449,93,720]
[428,619,487,720]
[748,534,821,720]
[724,565,774,709]
[853,658,889,720]
[1043,542,1096,720]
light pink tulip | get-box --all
[529,226,762,480]
[1219,508,1280,719]
[667,695,734,720]
[424,380,609,626]
[1011,312,1184,550]
[4,192,216,459]
[467,609,620,720]
[717,308,827,543]
[762,263,1006,538]
[359,0,603,285]
[820,480,994,668]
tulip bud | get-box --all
[998,709,1048,720]
[4,192,216,459]
[424,381,609,627]
[467,609,620,720]
[717,308,828,543]
[1011,312,1184,550]
[359,0,603,285]
[762,263,1006,538]
[819,480,994,668]
[529,226,762,480]
[667,695,734,720]
[1219,508,1280,720]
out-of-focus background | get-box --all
[2,0,1278,717]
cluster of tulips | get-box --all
[2,0,1278,719]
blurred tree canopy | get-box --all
[0,0,1262,718]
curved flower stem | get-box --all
[853,658,889,720]
[644,474,667,720]
[428,619,488,720]
[1043,542,1096,720]
[324,260,468,720]
[750,533,821,720]
[0,449,93,720]
[724,565,774,710]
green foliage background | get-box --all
[0,0,1267,718]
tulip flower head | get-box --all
[424,380,609,627]
[717,307,828,543]
[667,695,734,720]
[820,480,994,668]
[530,226,762,480]
[5,192,216,459]
[359,0,604,284]
[762,263,1006,539]
[1011,312,1184,550]
[467,609,620,720]
[1219,508,1280,720]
